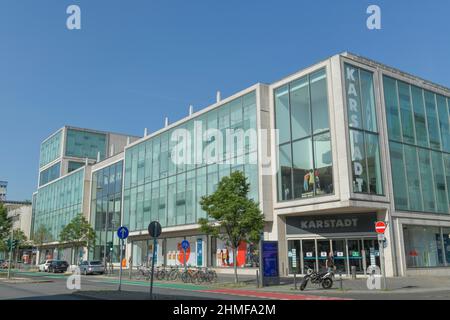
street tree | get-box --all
[199,171,264,284]
[0,203,12,256]
[59,214,95,264]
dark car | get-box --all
[48,260,69,273]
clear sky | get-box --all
[0,0,449,201]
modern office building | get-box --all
[32,126,139,263]
[0,181,7,201]
[31,53,450,276]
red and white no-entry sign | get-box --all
[375,221,386,234]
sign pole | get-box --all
[149,236,157,300]
[118,238,123,291]
[7,228,13,280]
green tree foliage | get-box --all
[32,225,53,247]
[0,203,12,241]
[199,171,264,284]
[59,214,95,248]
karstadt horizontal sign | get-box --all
[286,213,377,235]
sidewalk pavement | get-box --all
[259,275,450,295]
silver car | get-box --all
[79,260,105,275]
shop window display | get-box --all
[215,239,259,268]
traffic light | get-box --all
[5,239,18,250]
[107,241,113,251]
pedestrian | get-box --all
[326,251,335,273]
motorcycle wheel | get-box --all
[322,278,333,289]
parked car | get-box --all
[38,259,54,272]
[47,260,69,273]
[79,260,104,275]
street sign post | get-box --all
[148,221,162,300]
[117,226,129,291]
[181,240,190,270]
[375,221,388,290]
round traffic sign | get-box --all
[148,221,162,238]
[117,226,129,239]
[375,221,386,234]
[181,240,190,250]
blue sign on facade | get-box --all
[261,241,280,286]
[117,226,129,240]
[181,240,190,250]
[196,239,203,266]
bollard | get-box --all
[339,271,343,291]
[294,273,297,290]
[256,269,260,288]
[351,266,357,280]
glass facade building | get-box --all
[89,161,123,263]
[39,162,61,186]
[384,76,450,214]
[122,91,258,232]
[39,129,62,168]
[65,129,107,160]
[33,168,84,241]
[30,53,450,277]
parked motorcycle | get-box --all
[299,268,334,290]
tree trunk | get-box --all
[232,246,238,284]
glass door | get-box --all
[317,240,331,272]
[363,239,380,273]
[332,239,347,274]
[347,239,364,273]
[288,240,301,274]
[301,240,317,273]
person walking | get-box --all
[326,252,335,273]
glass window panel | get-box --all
[403,145,423,211]
[290,77,311,140]
[360,69,378,133]
[144,140,152,182]
[403,225,444,268]
[424,91,441,150]
[158,178,167,227]
[313,132,333,196]
[278,144,292,201]
[310,69,329,134]
[445,154,450,212]
[389,142,408,210]
[196,167,207,220]
[230,98,243,129]
[185,171,195,224]
[418,149,436,212]
[152,137,160,180]
[143,182,151,228]
[176,173,186,225]
[345,65,362,130]
[443,228,450,265]
[431,151,449,213]
[167,176,176,226]
[383,77,402,141]
[398,82,415,144]
[130,147,138,188]
[411,86,429,148]
[160,133,169,178]
[150,180,159,222]
[292,138,313,199]
[275,85,291,145]
[436,95,450,153]
[350,130,368,193]
[365,133,383,195]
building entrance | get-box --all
[287,237,380,275]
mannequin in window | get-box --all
[303,172,310,192]
[308,170,315,191]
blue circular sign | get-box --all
[117,226,129,240]
[181,240,190,250]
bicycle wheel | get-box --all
[181,271,190,283]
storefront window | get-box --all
[214,238,259,268]
[275,68,333,201]
[443,228,450,265]
[288,240,301,274]
[403,225,444,268]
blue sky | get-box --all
[0,0,449,200]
